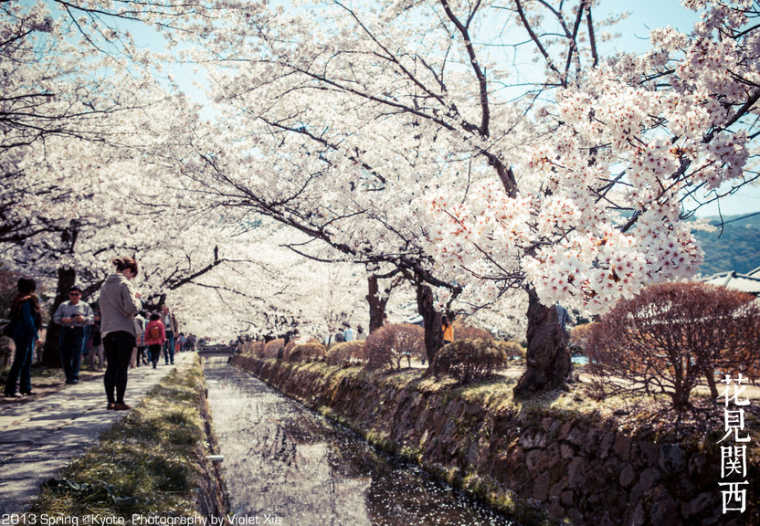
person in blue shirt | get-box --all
[343,324,354,342]
[555,303,571,337]
[4,278,42,397]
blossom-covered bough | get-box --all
[0,1,314,346]
[0,0,223,246]
[171,0,760,394]
[2,1,758,383]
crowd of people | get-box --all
[329,322,365,344]
[3,256,196,411]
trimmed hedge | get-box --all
[492,340,525,361]
[432,338,510,383]
[453,324,493,341]
[262,338,284,359]
[326,341,367,366]
[365,324,425,370]
[287,342,327,362]
[238,340,263,357]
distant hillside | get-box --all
[693,213,760,275]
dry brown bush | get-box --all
[261,338,285,359]
[493,340,526,362]
[282,339,296,359]
[239,341,263,357]
[452,322,493,341]
[326,341,367,366]
[287,342,327,362]
[587,282,760,411]
[570,322,596,351]
[431,338,510,383]
[364,323,426,370]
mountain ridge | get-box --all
[693,213,760,275]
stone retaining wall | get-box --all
[231,356,757,526]
[196,382,230,518]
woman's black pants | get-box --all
[103,331,135,404]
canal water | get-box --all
[202,356,518,526]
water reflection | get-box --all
[204,356,516,526]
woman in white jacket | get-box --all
[98,257,141,410]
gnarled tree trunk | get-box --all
[514,286,571,398]
[367,275,388,333]
[42,266,76,367]
[416,282,442,366]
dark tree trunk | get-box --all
[416,282,442,366]
[514,286,572,398]
[42,266,76,367]
[672,386,693,412]
[367,275,388,333]
[704,368,719,401]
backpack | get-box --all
[148,324,162,340]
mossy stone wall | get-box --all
[231,356,757,526]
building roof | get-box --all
[702,270,760,295]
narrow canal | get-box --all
[202,356,518,526]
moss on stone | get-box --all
[234,354,760,526]
[365,429,395,454]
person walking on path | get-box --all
[343,323,354,342]
[144,313,165,369]
[133,311,147,368]
[3,278,42,398]
[161,305,177,365]
[53,286,94,384]
[177,332,187,354]
[175,332,184,355]
[99,257,141,411]
[86,307,104,370]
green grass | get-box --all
[268,356,760,441]
[29,357,210,518]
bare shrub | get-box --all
[453,322,493,341]
[287,342,327,362]
[586,282,760,411]
[261,338,285,359]
[326,341,367,366]
[392,324,425,366]
[239,341,263,357]
[570,322,596,353]
[431,338,510,383]
[365,323,425,370]
[282,339,296,359]
[493,340,525,363]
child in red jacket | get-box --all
[144,313,166,369]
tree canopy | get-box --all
[1,0,758,359]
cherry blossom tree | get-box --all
[426,0,760,394]
[171,0,760,394]
[0,0,254,353]
[4,0,759,384]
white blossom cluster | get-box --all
[2,0,759,340]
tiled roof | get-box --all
[702,270,760,295]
